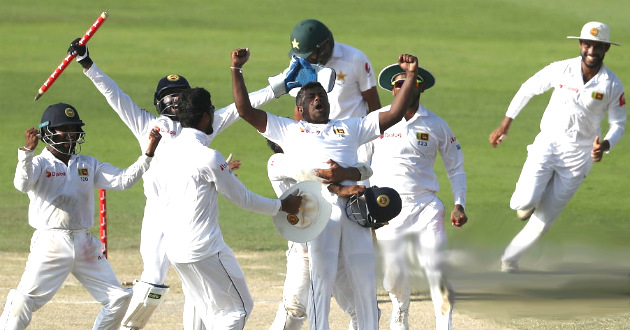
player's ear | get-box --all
[298,106,304,113]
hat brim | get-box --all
[566,36,620,46]
[288,49,315,59]
[378,64,435,92]
[273,181,331,243]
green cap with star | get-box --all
[288,19,333,58]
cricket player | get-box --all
[367,64,468,330]
[287,19,381,120]
[151,87,302,330]
[67,39,295,330]
[266,139,373,330]
[271,18,381,330]
[0,103,161,330]
[231,48,419,330]
[489,22,626,273]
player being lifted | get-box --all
[231,47,418,330]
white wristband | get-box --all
[230,66,243,73]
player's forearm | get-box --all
[97,156,152,191]
[85,63,150,139]
[603,122,625,150]
[449,173,467,209]
[14,149,35,193]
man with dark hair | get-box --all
[151,87,301,330]
[489,21,626,273]
[367,62,468,330]
[67,39,296,330]
[287,19,381,119]
[232,48,418,330]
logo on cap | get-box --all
[292,39,300,50]
[287,214,300,225]
[590,28,599,36]
[65,108,76,117]
[376,195,390,207]
[167,75,180,82]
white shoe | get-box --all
[516,208,535,221]
[390,308,409,330]
[501,260,519,273]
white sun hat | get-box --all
[273,180,331,243]
[567,21,620,46]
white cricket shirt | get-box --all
[326,42,377,119]
[84,63,276,201]
[262,112,381,187]
[154,128,281,263]
[506,57,626,149]
[368,104,467,207]
[14,148,151,230]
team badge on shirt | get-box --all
[620,92,626,106]
[416,132,429,141]
[591,92,604,101]
[333,127,346,136]
[337,71,347,82]
[78,168,89,176]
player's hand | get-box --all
[280,193,303,215]
[327,183,366,197]
[591,136,609,162]
[489,117,513,148]
[489,127,508,148]
[398,54,418,75]
[315,159,353,184]
[145,128,162,157]
[67,37,92,69]
[24,127,39,151]
[225,153,241,177]
[451,204,467,228]
[231,48,250,68]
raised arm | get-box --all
[231,48,269,133]
[378,54,419,133]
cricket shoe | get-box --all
[501,260,519,273]
[516,208,535,221]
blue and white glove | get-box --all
[268,56,335,98]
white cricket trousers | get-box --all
[171,246,253,330]
[503,140,593,263]
[0,229,131,330]
[307,199,378,330]
[375,193,452,330]
[137,202,203,330]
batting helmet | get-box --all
[289,19,334,64]
[154,74,191,118]
[39,103,86,155]
[345,186,402,229]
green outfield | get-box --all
[1,1,629,326]
[1,0,629,328]
[2,0,628,253]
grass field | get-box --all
[1,0,629,329]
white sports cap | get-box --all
[567,21,620,46]
[273,180,331,243]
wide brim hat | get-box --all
[567,21,620,46]
[378,63,435,92]
[273,180,331,243]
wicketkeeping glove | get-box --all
[268,56,319,98]
[67,38,93,69]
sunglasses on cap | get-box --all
[391,78,423,89]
